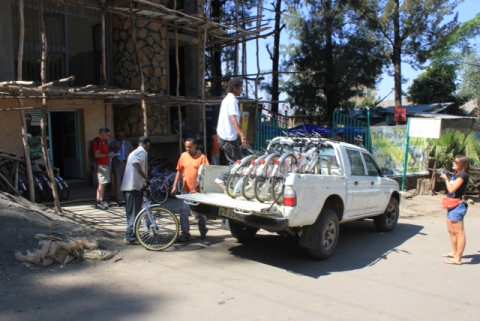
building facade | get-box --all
[0,0,205,179]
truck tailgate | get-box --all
[176,193,273,213]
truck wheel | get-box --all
[229,219,258,243]
[374,197,399,232]
[300,208,339,260]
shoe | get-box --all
[177,233,191,243]
[200,233,207,240]
[96,202,108,210]
[123,239,138,245]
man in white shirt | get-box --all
[215,78,247,185]
[121,137,151,244]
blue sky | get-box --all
[244,0,480,104]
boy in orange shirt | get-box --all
[172,138,210,241]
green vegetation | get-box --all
[430,131,480,169]
[408,63,457,104]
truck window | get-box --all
[346,149,366,176]
[362,153,382,176]
[319,146,342,175]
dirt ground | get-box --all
[0,193,479,321]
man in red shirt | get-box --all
[92,128,111,210]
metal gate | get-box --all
[254,116,286,151]
[332,109,372,152]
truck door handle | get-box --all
[370,181,374,186]
[354,181,358,186]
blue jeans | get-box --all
[180,202,208,236]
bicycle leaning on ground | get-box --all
[134,185,180,251]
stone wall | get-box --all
[113,104,170,137]
[112,17,169,93]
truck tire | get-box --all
[229,219,258,243]
[300,208,339,260]
[374,197,399,232]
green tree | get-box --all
[408,63,457,104]
[283,0,386,122]
[350,0,459,109]
[431,14,480,64]
[459,52,480,103]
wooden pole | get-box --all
[39,0,62,213]
[255,0,263,101]
[201,27,207,154]
[234,0,239,75]
[17,0,35,202]
[241,1,248,97]
[130,1,148,137]
[175,0,182,152]
[101,0,108,86]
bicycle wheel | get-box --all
[150,179,169,204]
[135,205,180,251]
[226,174,241,198]
[242,174,256,200]
[254,176,272,203]
[271,177,285,204]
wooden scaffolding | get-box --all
[1,0,269,212]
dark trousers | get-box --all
[180,202,208,237]
[111,159,126,202]
[220,139,243,164]
[124,190,143,241]
[219,139,243,182]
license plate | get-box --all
[219,208,245,221]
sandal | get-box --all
[444,258,462,265]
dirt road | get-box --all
[1,198,479,321]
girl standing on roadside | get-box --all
[440,155,470,265]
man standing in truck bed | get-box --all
[214,78,247,187]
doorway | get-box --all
[49,111,85,179]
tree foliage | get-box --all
[430,131,480,168]
[283,0,386,121]
[459,52,480,102]
[431,13,480,64]
[408,63,457,104]
[349,0,459,108]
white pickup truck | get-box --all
[177,139,400,260]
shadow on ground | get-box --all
[1,208,155,321]
[0,263,156,321]
[228,220,425,278]
[463,252,480,265]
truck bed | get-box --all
[176,193,274,213]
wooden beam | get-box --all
[17,0,35,202]
[175,0,181,152]
[39,0,62,213]
[130,0,148,137]
[201,27,207,154]
[101,0,108,85]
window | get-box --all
[319,146,342,176]
[347,149,366,176]
[362,153,382,177]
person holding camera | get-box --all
[440,155,470,265]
